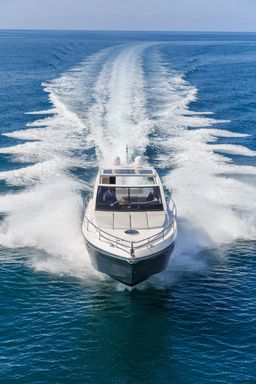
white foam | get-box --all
[0,52,104,275]
[0,178,97,277]
[86,44,153,164]
[148,54,256,271]
[0,43,255,285]
[212,144,256,157]
[25,108,57,115]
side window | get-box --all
[101,176,116,184]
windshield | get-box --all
[96,186,163,211]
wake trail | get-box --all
[0,44,152,279]
[86,43,152,164]
[0,43,255,285]
[0,50,110,278]
[145,53,256,285]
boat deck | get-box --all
[94,210,166,230]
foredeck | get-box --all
[83,198,177,259]
[94,210,166,230]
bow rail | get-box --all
[83,195,177,262]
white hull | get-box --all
[82,162,177,285]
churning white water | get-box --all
[0,43,255,282]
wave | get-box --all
[146,54,256,275]
[85,43,153,164]
[0,43,255,285]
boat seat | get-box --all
[94,212,114,229]
[147,212,166,229]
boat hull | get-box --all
[85,241,175,286]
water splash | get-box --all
[0,43,255,285]
[147,54,256,276]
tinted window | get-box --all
[96,186,163,211]
[115,169,136,175]
[138,170,153,175]
[103,169,112,175]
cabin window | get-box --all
[101,176,155,185]
[101,176,116,184]
[102,169,154,175]
[96,186,163,211]
[103,169,113,175]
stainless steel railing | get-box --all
[83,194,177,261]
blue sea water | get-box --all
[0,30,256,384]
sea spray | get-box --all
[146,54,256,283]
[0,42,255,284]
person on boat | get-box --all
[103,188,117,205]
[146,191,154,201]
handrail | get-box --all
[84,193,177,219]
[83,194,177,260]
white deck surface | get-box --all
[94,211,166,230]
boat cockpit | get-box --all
[95,167,164,212]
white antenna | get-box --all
[126,145,129,164]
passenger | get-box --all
[103,188,117,205]
[146,191,154,201]
[97,186,107,205]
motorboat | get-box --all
[82,157,177,286]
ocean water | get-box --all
[0,30,256,384]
